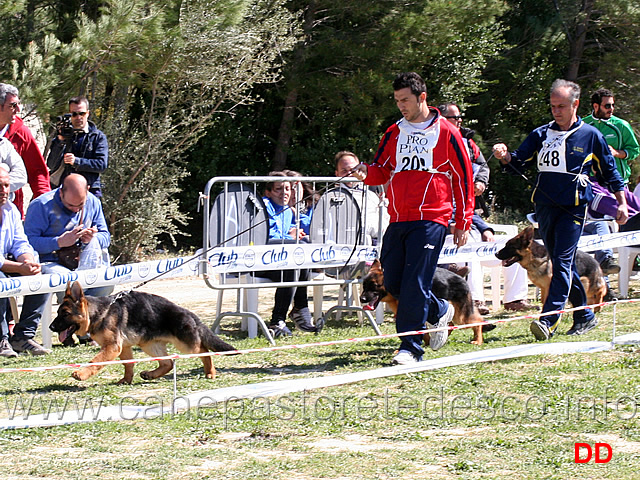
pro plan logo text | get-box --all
[574,442,612,464]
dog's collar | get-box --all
[105,290,129,309]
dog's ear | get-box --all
[522,225,535,245]
[372,259,381,269]
[69,281,85,302]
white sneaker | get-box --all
[429,301,454,351]
[392,349,421,365]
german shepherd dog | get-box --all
[49,282,237,384]
[495,226,607,312]
[360,259,485,345]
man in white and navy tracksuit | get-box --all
[493,79,628,340]
[353,72,475,364]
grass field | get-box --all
[0,278,639,479]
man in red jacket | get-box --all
[0,83,50,216]
[353,72,475,364]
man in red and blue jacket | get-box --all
[353,72,475,364]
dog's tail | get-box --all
[198,324,238,353]
[460,291,478,321]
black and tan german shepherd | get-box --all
[360,259,485,345]
[49,282,237,384]
[495,226,607,312]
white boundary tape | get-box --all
[2,337,639,430]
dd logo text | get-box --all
[574,442,612,464]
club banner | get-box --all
[438,230,640,264]
[0,244,378,298]
[0,230,637,298]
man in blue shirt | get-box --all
[493,79,628,340]
[11,174,111,354]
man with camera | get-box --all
[47,96,108,197]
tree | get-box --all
[1,0,300,262]
[472,0,640,215]
[224,0,509,174]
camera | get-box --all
[56,113,75,139]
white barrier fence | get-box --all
[0,230,637,298]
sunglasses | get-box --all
[71,111,88,117]
[445,115,463,120]
[603,103,615,109]
[4,101,20,110]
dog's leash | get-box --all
[491,151,590,224]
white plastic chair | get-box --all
[619,246,640,297]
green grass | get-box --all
[1,296,639,479]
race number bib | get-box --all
[394,121,440,173]
[537,124,582,173]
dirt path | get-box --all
[114,275,344,327]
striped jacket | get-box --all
[506,118,624,206]
[364,109,474,230]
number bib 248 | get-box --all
[537,125,581,173]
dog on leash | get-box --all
[49,282,237,384]
[360,259,485,345]
[495,226,607,312]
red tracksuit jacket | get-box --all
[365,108,475,230]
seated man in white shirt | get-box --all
[334,151,389,245]
[0,169,41,357]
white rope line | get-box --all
[0,297,638,375]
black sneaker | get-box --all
[599,257,620,275]
[567,317,598,336]
[289,307,317,333]
[269,320,293,339]
[530,320,551,341]
[10,337,51,355]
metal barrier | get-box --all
[199,176,386,343]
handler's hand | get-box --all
[453,228,468,248]
[492,143,511,164]
[350,164,368,181]
[616,204,629,225]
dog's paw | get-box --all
[140,371,152,380]
[116,377,133,385]
[72,369,91,381]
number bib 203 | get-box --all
[394,122,440,173]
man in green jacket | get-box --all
[583,88,640,277]
[583,88,639,184]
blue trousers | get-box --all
[380,220,448,357]
[0,272,11,340]
[535,204,595,333]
